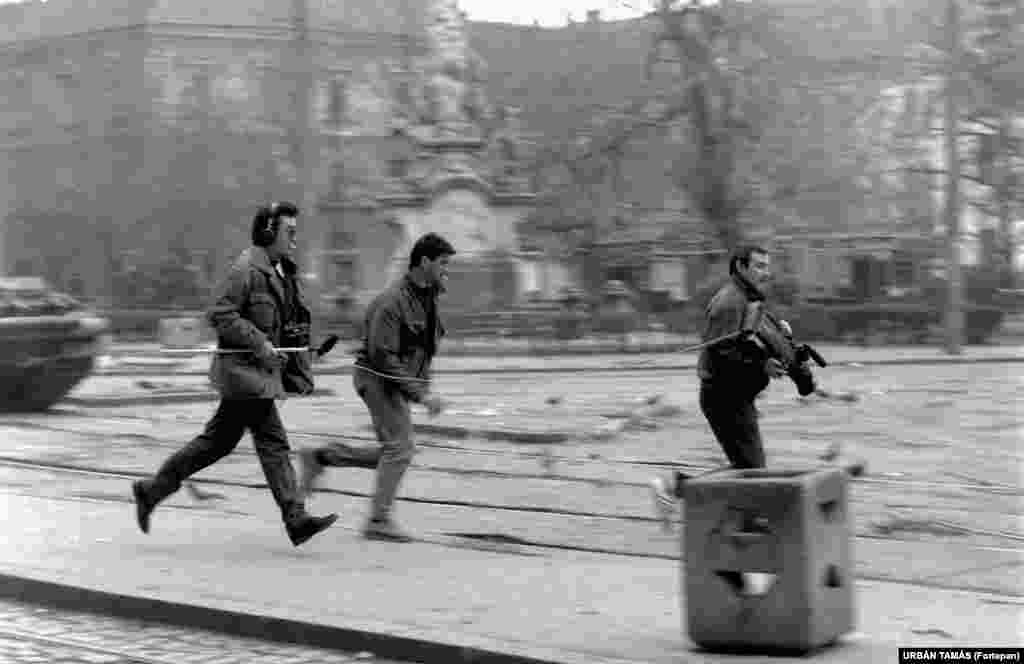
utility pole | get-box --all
[290,0,322,319]
[943,0,964,354]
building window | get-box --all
[55,71,77,89]
[890,249,915,287]
[388,156,409,179]
[606,266,631,284]
[651,258,687,301]
[109,114,132,133]
[517,258,542,297]
[331,230,355,251]
[327,78,346,128]
[186,71,213,110]
[394,78,413,113]
[322,250,359,292]
[328,163,345,199]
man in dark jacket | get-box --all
[131,202,338,547]
[297,233,454,543]
[650,245,785,528]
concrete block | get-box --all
[682,467,855,653]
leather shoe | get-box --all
[132,480,157,534]
[286,513,338,547]
[362,518,414,543]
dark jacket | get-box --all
[354,274,444,403]
[207,247,313,400]
[697,272,771,398]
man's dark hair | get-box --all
[728,245,768,275]
[251,201,300,247]
[408,232,456,269]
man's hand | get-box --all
[259,339,285,366]
[422,393,446,418]
[765,357,785,379]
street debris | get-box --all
[910,628,955,639]
[185,482,226,502]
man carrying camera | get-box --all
[131,202,338,547]
[650,245,786,528]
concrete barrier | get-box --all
[682,467,854,653]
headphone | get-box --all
[254,202,283,247]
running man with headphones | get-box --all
[297,233,455,543]
[131,202,338,547]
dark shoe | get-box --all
[362,518,414,543]
[673,471,692,499]
[296,448,324,499]
[132,480,157,534]
[286,513,338,547]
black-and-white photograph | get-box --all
[0,0,1020,662]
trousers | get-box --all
[146,398,305,523]
[699,381,766,470]
[315,370,416,521]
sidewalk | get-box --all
[0,473,1019,664]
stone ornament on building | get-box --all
[214,62,251,105]
[425,188,495,255]
[381,5,538,200]
[271,141,299,184]
[487,104,535,193]
[488,107,516,159]
[412,0,492,139]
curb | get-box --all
[0,572,912,664]
[0,572,570,664]
[63,387,337,408]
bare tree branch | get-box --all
[769,177,859,202]
[900,166,992,187]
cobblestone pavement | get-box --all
[0,597,410,664]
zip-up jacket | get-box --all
[697,272,772,398]
[207,246,313,399]
[354,274,444,403]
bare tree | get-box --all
[944,0,966,354]
[869,0,1022,351]
[642,0,877,250]
[645,0,755,251]
[289,0,322,308]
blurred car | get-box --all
[0,276,109,411]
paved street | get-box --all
[94,342,1024,378]
[0,597,409,664]
[0,358,1020,663]
[55,362,1024,551]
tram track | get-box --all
[2,412,1021,497]
[1,454,1021,556]
[1,449,1022,598]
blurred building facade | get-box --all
[0,0,537,312]
[2,0,1015,316]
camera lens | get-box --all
[789,365,817,396]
